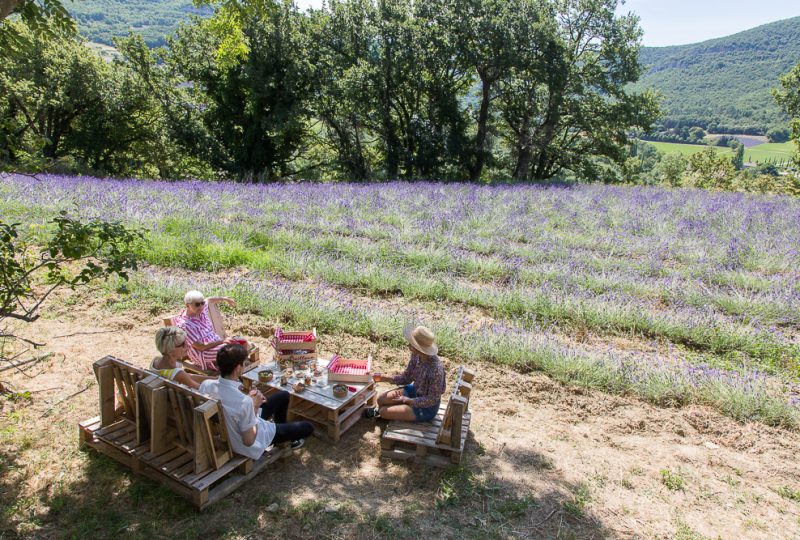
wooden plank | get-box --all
[191,456,249,490]
[83,436,137,469]
[203,448,290,509]
[148,447,187,468]
[98,422,136,443]
[172,460,197,479]
[207,301,227,339]
[336,390,375,426]
[175,391,195,447]
[160,452,194,474]
[336,403,367,440]
[95,419,130,439]
[120,368,139,419]
[96,364,117,426]
[167,387,189,446]
[385,421,470,451]
[194,405,216,473]
[112,365,133,419]
[380,447,453,468]
[150,387,173,454]
[449,397,465,450]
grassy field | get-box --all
[644,140,796,165]
[3,174,800,538]
[1,174,799,428]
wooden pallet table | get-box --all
[242,361,376,442]
[382,366,476,467]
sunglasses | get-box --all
[189,300,206,307]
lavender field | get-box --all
[2,173,800,426]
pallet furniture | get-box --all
[381,366,475,467]
[79,356,291,509]
[162,301,260,375]
[243,361,376,442]
[272,328,317,364]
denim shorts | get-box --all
[403,384,440,422]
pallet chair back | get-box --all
[435,366,475,447]
[139,376,233,474]
[93,356,151,429]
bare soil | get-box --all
[2,291,800,539]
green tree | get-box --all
[0,0,74,54]
[685,146,735,189]
[0,210,141,362]
[654,152,687,187]
[0,23,108,161]
[163,0,314,179]
[731,140,744,170]
[774,62,800,167]
[437,0,527,181]
[306,0,375,180]
[766,126,790,143]
[496,0,660,181]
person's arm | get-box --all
[385,356,415,385]
[239,401,259,447]
[208,296,236,307]
[242,425,257,446]
[174,370,201,390]
[191,339,228,351]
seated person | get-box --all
[199,344,314,457]
[175,290,248,372]
[366,325,445,422]
[151,327,212,389]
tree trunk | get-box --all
[513,145,532,181]
[0,0,22,21]
[469,73,492,181]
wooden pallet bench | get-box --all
[381,366,475,467]
[79,356,291,509]
[162,301,260,375]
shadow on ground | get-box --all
[20,419,616,540]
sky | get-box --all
[293,0,800,47]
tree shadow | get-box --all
[19,419,618,539]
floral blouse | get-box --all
[387,353,446,409]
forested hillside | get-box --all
[67,0,210,47]
[635,16,800,134]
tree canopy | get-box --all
[1,0,659,182]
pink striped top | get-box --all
[175,304,220,364]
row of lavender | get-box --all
[2,173,799,423]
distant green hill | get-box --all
[635,16,800,134]
[66,0,210,47]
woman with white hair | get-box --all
[176,290,247,372]
[151,327,210,389]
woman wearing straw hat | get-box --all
[365,325,446,422]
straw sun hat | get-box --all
[404,325,438,356]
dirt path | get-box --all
[2,294,800,539]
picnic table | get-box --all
[242,358,376,442]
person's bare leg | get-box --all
[378,404,417,421]
[377,388,405,407]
